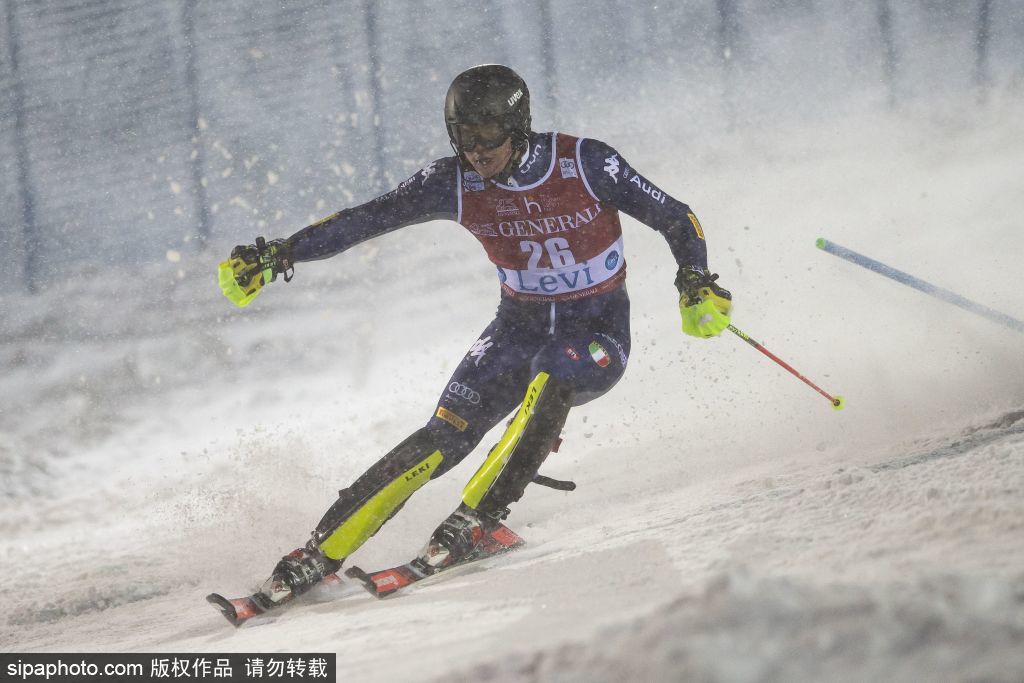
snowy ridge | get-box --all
[447,421,1024,682]
[450,570,1024,683]
[874,410,1024,472]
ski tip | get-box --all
[207,592,266,627]
[815,237,828,250]
[343,566,369,582]
[343,566,386,599]
[206,593,242,627]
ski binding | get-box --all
[345,523,524,598]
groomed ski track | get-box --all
[2,107,1023,681]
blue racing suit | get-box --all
[287,131,709,556]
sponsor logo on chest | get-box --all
[484,194,602,238]
[559,157,577,178]
[467,222,498,236]
[496,202,603,238]
[496,198,520,216]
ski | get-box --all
[345,524,525,599]
[207,525,524,623]
[206,572,343,627]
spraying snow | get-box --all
[1,98,1023,681]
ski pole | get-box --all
[728,324,845,411]
[816,238,1024,333]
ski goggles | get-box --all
[451,122,511,153]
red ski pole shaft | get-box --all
[727,325,845,411]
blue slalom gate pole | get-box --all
[816,238,1024,334]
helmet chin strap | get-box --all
[489,130,530,184]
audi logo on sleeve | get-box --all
[447,382,482,404]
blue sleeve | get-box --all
[579,138,708,271]
[288,157,459,262]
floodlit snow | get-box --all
[3,100,1024,682]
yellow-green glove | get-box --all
[677,266,732,338]
[218,237,293,308]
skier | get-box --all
[218,64,732,609]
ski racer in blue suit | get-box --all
[218,64,733,610]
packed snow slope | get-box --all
[2,102,1023,681]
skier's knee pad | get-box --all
[462,371,574,516]
[313,427,444,560]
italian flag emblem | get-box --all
[588,341,610,367]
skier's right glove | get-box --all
[676,265,732,338]
[218,237,294,308]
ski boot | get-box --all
[257,541,342,608]
[418,503,507,571]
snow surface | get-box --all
[2,101,1024,681]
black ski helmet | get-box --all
[445,65,531,159]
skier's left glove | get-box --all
[676,265,732,338]
[218,237,294,308]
